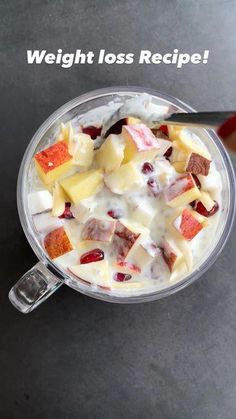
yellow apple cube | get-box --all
[60,169,103,204]
[104,162,142,194]
[95,134,124,173]
[122,124,160,163]
[51,182,66,217]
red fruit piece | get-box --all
[59,202,74,219]
[161,244,177,272]
[82,125,102,139]
[114,272,132,282]
[159,125,169,136]
[147,178,159,197]
[80,248,104,264]
[195,201,219,217]
[142,162,154,174]
[104,119,126,138]
[114,221,140,259]
[164,146,173,160]
[107,209,123,219]
[192,174,201,190]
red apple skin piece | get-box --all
[161,241,177,272]
[44,226,73,259]
[193,200,219,217]
[174,208,203,240]
[164,173,197,203]
[123,124,159,151]
[113,221,140,259]
[81,218,116,242]
[116,260,141,273]
[35,141,72,174]
[186,153,211,176]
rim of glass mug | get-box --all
[16,86,236,305]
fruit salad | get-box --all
[27,95,222,295]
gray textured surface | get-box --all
[0,1,236,418]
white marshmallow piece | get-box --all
[28,190,53,215]
[33,212,63,234]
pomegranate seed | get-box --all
[164,146,173,160]
[195,201,219,217]
[82,125,102,139]
[80,248,104,264]
[159,125,169,136]
[192,174,201,189]
[142,162,154,174]
[107,209,123,219]
[114,272,132,282]
[147,178,159,196]
[59,202,74,219]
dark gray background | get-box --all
[1,1,236,418]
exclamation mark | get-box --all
[203,50,209,64]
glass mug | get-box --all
[9,87,236,313]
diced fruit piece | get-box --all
[69,260,110,287]
[81,125,102,139]
[55,249,78,268]
[107,209,123,219]
[173,208,203,240]
[172,161,186,173]
[57,122,74,143]
[114,260,141,274]
[192,174,201,189]
[176,239,193,271]
[60,169,103,204]
[159,125,169,136]
[95,134,124,173]
[28,190,53,215]
[198,191,215,211]
[161,239,183,272]
[164,146,173,159]
[59,203,74,219]
[33,212,63,234]
[105,162,142,194]
[80,248,104,264]
[167,125,183,141]
[126,117,142,125]
[113,221,141,259]
[44,226,74,259]
[34,141,73,185]
[177,130,211,160]
[70,199,93,223]
[114,272,132,282]
[131,200,156,228]
[164,173,200,207]
[147,178,159,197]
[81,218,116,242]
[151,128,169,140]
[69,133,94,168]
[142,162,154,174]
[194,200,219,217]
[52,182,66,217]
[122,124,160,163]
[128,239,159,268]
[185,152,211,176]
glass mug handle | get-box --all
[8,262,63,313]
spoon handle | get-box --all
[162,111,236,128]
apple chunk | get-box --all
[104,162,142,194]
[69,133,94,168]
[44,226,74,259]
[34,141,73,185]
[161,239,183,272]
[69,260,110,288]
[60,169,103,204]
[114,261,141,275]
[164,173,200,207]
[51,182,66,217]
[33,212,63,234]
[173,208,203,240]
[122,124,160,163]
[95,134,124,173]
[185,152,211,176]
[81,218,116,242]
[113,221,141,259]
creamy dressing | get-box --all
[28,95,222,296]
